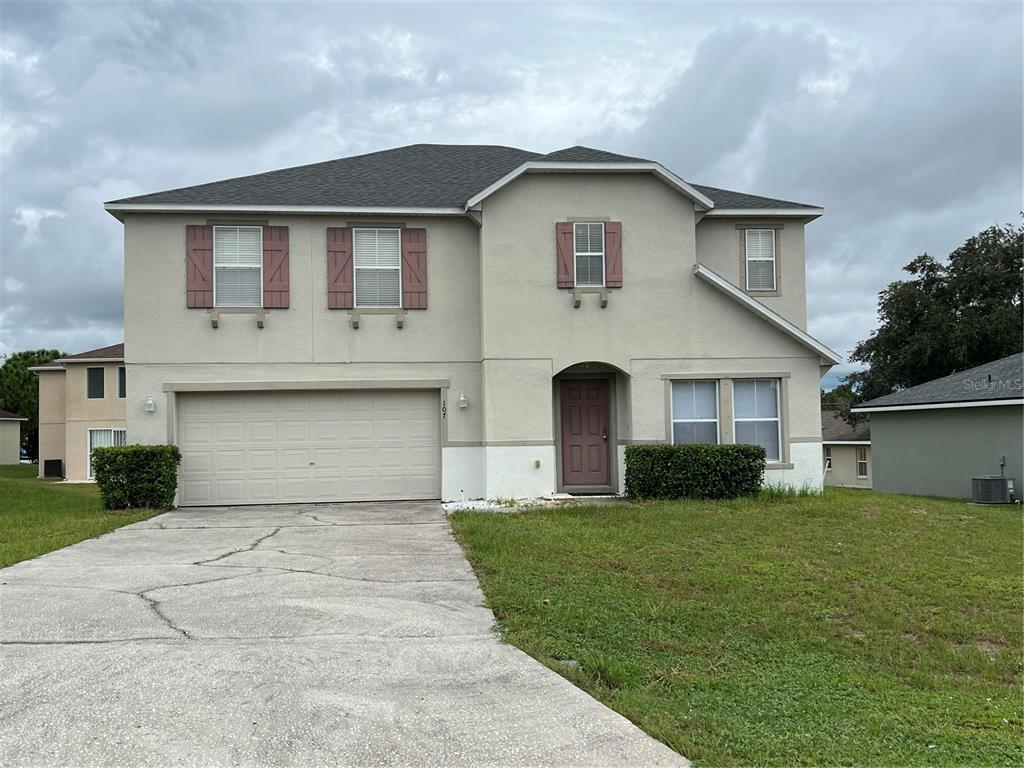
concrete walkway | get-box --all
[0,502,687,767]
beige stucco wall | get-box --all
[694,218,808,327]
[0,421,21,464]
[38,363,127,480]
[824,444,872,488]
[36,369,66,476]
[477,173,824,478]
[124,213,484,450]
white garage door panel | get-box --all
[177,390,441,506]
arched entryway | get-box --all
[552,362,631,494]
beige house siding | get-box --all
[36,369,66,476]
[36,362,126,480]
[0,421,21,464]
[824,444,872,488]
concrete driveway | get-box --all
[0,502,687,767]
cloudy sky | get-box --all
[1,1,1020,386]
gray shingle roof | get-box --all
[821,408,871,441]
[59,343,124,362]
[855,353,1024,410]
[107,143,821,211]
[690,184,819,210]
[0,409,25,420]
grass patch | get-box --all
[451,487,1023,766]
[0,464,162,568]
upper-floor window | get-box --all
[671,380,719,445]
[354,228,401,308]
[117,366,126,399]
[733,378,781,461]
[573,222,605,287]
[214,226,262,307]
[745,229,776,292]
[86,367,105,399]
[856,446,868,478]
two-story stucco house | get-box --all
[103,144,840,506]
[31,344,127,480]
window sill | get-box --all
[766,462,795,470]
[571,287,609,308]
[207,308,266,329]
[745,289,781,298]
[349,308,406,329]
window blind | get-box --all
[214,226,262,307]
[354,229,401,307]
[745,229,776,291]
[574,222,605,287]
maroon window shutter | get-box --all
[262,226,289,308]
[605,221,622,288]
[555,222,574,288]
[401,228,428,309]
[185,224,213,308]
[326,227,354,309]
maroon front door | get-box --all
[560,379,610,488]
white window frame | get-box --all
[117,366,126,399]
[670,379,720,445]
[732,378,782,462]
[824,446,832,471]
[353,227,402,309]
[745,228,776,292]
[87,427,127,479]
[856,446,868,478]
[573,221,605,288]
[85,367,105,399]
[213,225,263,308]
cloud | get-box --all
[0,0,1019,385]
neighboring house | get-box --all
[851,353,1023,499]
[821,408,871,488]
[103,144,841,506]
[0,410,27,464]
[30,344,127,480]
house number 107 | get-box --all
[441,400,447,420]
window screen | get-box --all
[86,367,105,399]
[214,226,262,307]
[671,380,719,445]
[573,222,605,287]
[745,229,776,291]
[733,378,781,461]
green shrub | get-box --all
[91,444,182,510]
[624,443,766,500]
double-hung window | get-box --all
[856,447,868,478]
[573,222,605,287]
[88,427,126,479]
[117,366,126,399]
[670,380,719,445]
[354,228,401,308]
[86,367,104,399]
[733,378,781,461]
[745,229,776,291]
[824,446,832,471]
[214,226,262,307]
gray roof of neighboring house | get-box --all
[58,343,124,362]
[854,353,1024,410]
[0,409,26,420]
[106,144,821,211]
[821,408,871,441]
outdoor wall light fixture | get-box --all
[144,395,156,413]
[457,392,469,409]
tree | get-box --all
[0,349,64,460]
[845,223,1023,402]
[821,383,856,409]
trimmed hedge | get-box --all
[624,443,766,500]
[91,444,182,510]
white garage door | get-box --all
[177,390,440,506]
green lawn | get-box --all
[0,464,162,568]
[451,488,1023,767]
